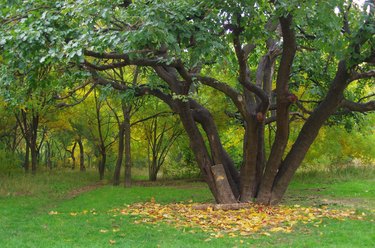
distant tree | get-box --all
[142,106,182,181]
[104,67,141,187]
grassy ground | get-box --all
[0,167,374,247]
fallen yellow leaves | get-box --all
[110,202,361,237]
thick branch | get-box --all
[349,70,375,82]
[241,79,270,113]
[340,99,375,112]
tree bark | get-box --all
[240,120,259,201]
[211,164,237,203]
[149,159,158,181]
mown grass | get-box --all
[0,166,374,247]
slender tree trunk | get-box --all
[30,145,37,175]
[98,151,106,180]
[78,138,85,171]
[113,123,125,186]
[149,159,157,181]
[71,142,77,170]
[46,141,52,170]
[124,111,132,187]
[24,142,30,173]
[30,114,39,175]
[88,154,91,168]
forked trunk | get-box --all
[149,160,158,181]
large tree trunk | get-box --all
[240,120,259,201]
[190,101,240,197]
[268,60,351,204]
[177,100,237,203]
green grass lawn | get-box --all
[0,167,374,247]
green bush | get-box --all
[0,149,22,174]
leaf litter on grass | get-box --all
[47,200,366,239]
[106,201,364,238]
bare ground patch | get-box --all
[64,182,106,199]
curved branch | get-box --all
[84,60,130,71]
[84,50,178,68]
[340,99,375,113]
[88,68,178,113]
[240,79,270,113]
[196,76,246,115]
[54,80,91,100]
[349,70,375,82]
[56,83,97,108]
